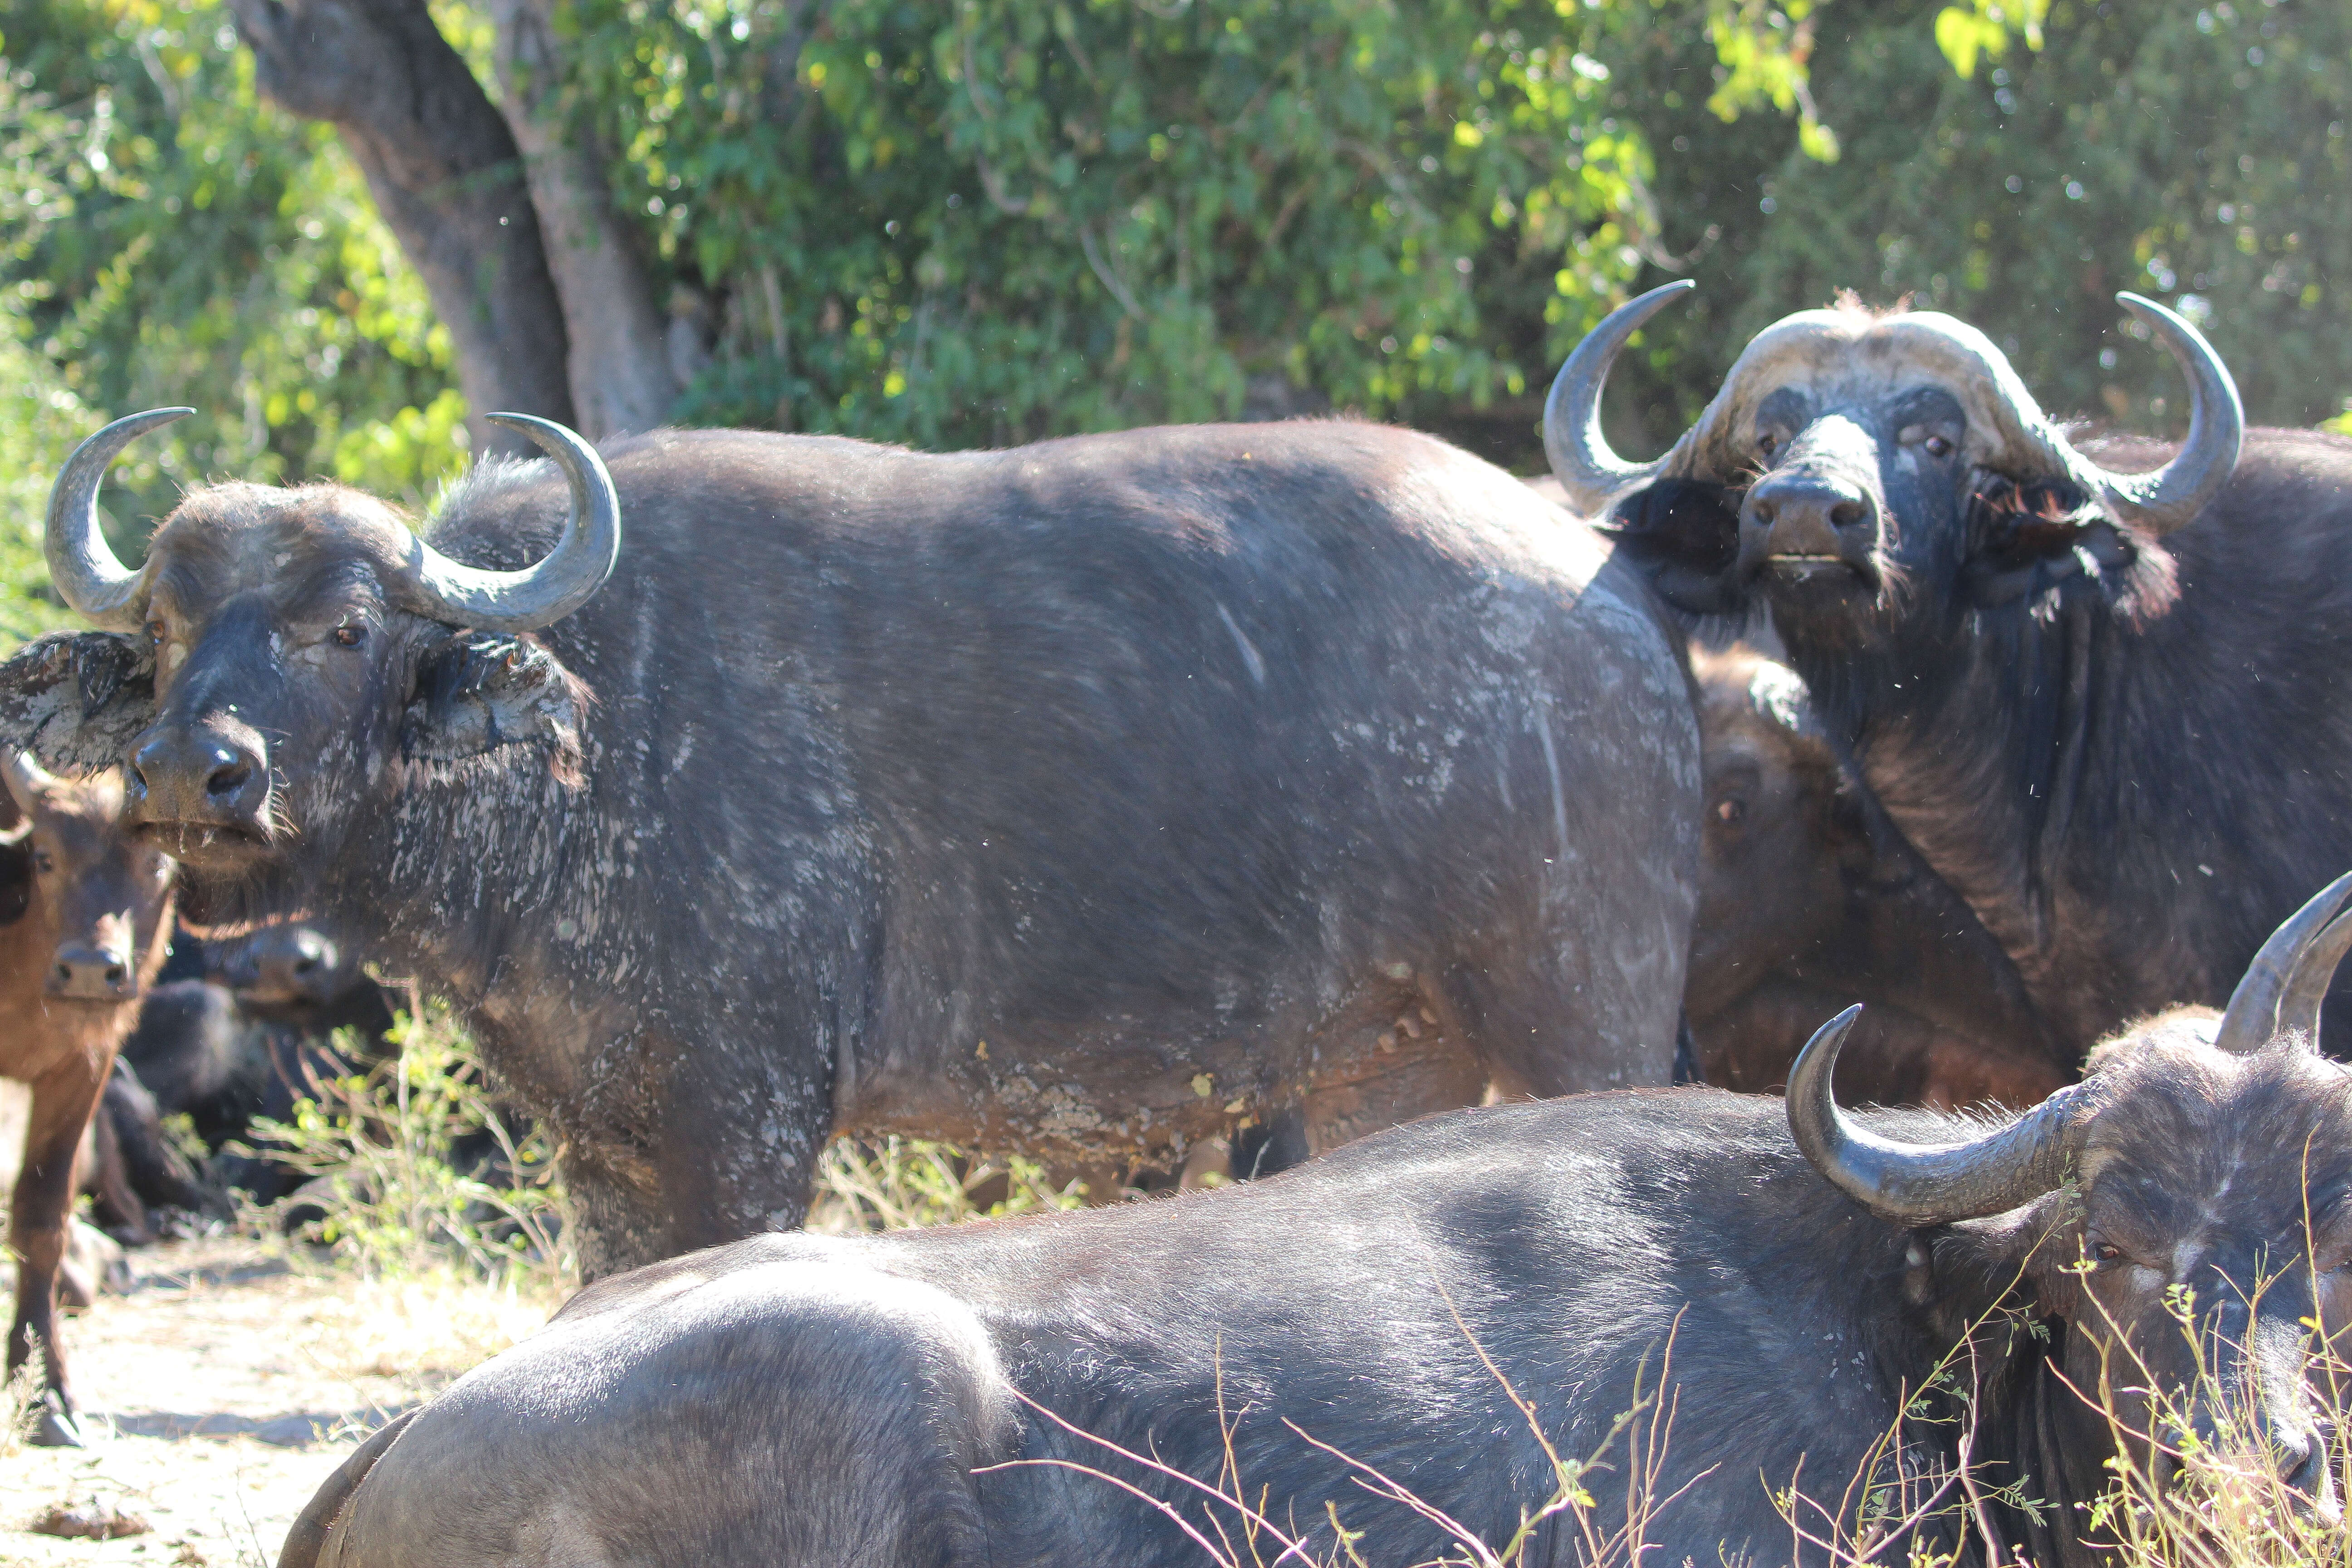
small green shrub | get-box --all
[240,1000,573,1292]
[809,1137,1086,1234]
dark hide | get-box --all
[80,1052,227,1236]
[282,1015,2352,1568]
[1622,404,2352,1061]
[1687,645,2072,1108]
[5,424,1700,1278]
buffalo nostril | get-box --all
[1830,499,1869,530]
[53,962,71,987]
[206,757,254,800]
[104,964,126,987]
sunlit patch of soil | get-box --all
[0,1237,557,1567]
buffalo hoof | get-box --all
[30,1396,88,1449]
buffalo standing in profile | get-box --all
[274,876,2352,1568]
[1550,281,2352,1062]
[2,412,1698,1277]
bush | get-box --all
[240,1000,573,1292]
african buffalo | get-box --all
[4,412,1698,1277]
[1688,643,2070,1108]
[0,752,175,1446]
[276,873,2352,1568]
[1549,282,2352,1064]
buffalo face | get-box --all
[1545,282,2243,636]
[1685,646,1857,1020]
[15,411,615,902]
[0,755,172,1001]
[2054,1031,2351,1505]
[1791,872,2352,1512]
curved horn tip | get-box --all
[401,414,619,634]
[2087,292,2243,536]
[1543,281,1698,514]
[1,749,57,804]
[1788,1004,1863,1088]
[46,407,196,632]
[2212,868,2352,1056]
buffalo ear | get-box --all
[1925,1200,2082,1331]
[1600,479,1746,615]
[402,631,591,784]
[0,632,157,776]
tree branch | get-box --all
[487,0,677,438]
[225,0,576,455]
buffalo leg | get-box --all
[79,1090,155,1244]
[647,1044,826,1271]
[9,1055,109,1446]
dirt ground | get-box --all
[0,1237,555,1568]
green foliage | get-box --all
[1636,0,2352,436]
[242,1000,573,1289]
[0,69,98,651]
[1,0,469,522]
[809,1137,1086,1233]
[1933,0,2046,81]
[559,0,1837,454]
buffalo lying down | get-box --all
[280,877,2352,1567]
[6,412,1698,1278]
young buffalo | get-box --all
[1688,643,2072,1108]
[277,878,2352,1567]
[0,754,174,1446]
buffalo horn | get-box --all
[2276,912,2352,1048]
[2073,294,2243,536]
[1787,1005,2104,1225]
[2211,868,2352,1055]
[0,750,58,823]
[45,407,193,632]
[1542,280,1694,514]
[399,413,621,634]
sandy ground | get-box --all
[0,1237,555,1568]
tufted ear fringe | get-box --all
[1963,474,2179,623]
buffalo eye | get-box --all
[1712,797,1745,826]
[32,851,53,874]
[1756,433,1779,459]
[333,624,367,648]
[2092,1241,2123,1264]
[1923,435,1954,459]
[146,619,166,646]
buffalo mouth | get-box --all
[133,818,274,871]
[1756,553,1881,598]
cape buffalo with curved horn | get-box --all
[0,412,1697,1278]
[270,878,2352,1568]
[1551,280,2352,1059]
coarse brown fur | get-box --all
[0,766,174,1444]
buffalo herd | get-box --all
[4,281,2352,1565]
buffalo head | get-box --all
[1686,645,1859,1022]
[25,410,615,897]
[1792,871,2352,1514]
[1547,281,2244,636]
[0,754,173,1001]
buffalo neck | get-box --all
[1779,572,2281,1057]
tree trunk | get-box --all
[487,0,678,438]
[225,0,576,456]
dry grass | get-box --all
[808,1136,1088,1233]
